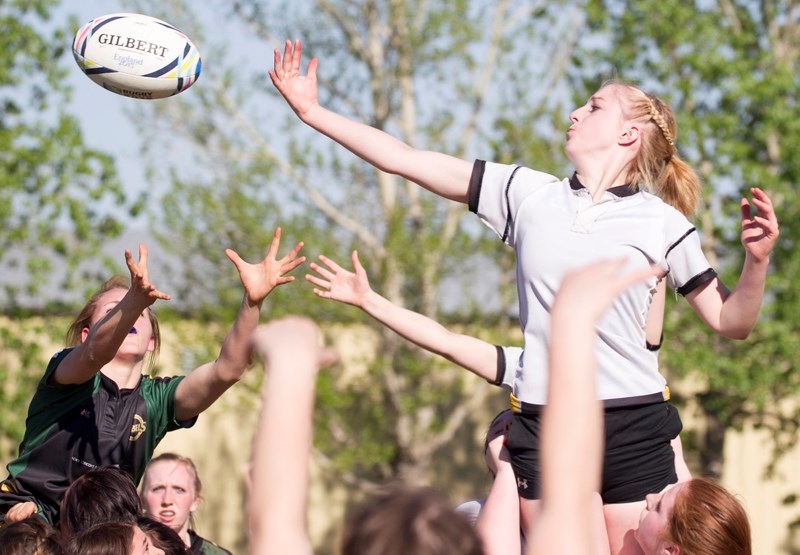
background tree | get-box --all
[0,0,135,306]
[576,0,798,481]
[125,0,584,489]
[0,0,132,457]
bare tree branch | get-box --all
[209,79,387,257]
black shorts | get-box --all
[506,401,682,504]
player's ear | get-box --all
[619,123,640,146]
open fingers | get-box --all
[137,243,149,268]
[308,261,335,282]
[225,248,245,270]
[290,39,302,72]
[350,250,364,272]
[124,246,146,282]
[749,191,778,224]
[307,56,318,81]
[264,227,283,259]
[283,39,294,73]
[272,45,282,76]
[280,241,305,264]
[281,254,306,273]
[316,254,344,274]
[304,274,329,289]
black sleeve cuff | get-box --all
[488,344,504,386]
[676,268,717,297]
[646,333,664,351]
[468,160,486,214]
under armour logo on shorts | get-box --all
[517,477,528,490]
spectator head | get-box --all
[59,466,142,539]
[340,485,483,555]
[0,515,61,555]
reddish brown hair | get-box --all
[666,477,751,555]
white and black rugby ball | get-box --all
[73,12,202,100]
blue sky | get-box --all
[50,2,201,291]
[62,2,184,218]
[48,1,505,312]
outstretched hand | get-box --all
[305,250,371,307]
[269,39,319,119]
[226,227,305,306]
[740,187,779,263]
[553,259,659,325]
[124,244,171,307]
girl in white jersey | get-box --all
[524,260,751,555]
[305,251,686,555]
[269,39,778,555]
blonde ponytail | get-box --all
[612,82,701,216]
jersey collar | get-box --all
[569,172,638,198]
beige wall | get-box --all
[724,423,800,553]
[2,317,798,553]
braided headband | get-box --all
[647,98,675,148]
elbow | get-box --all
[731,329,753,341]
[215,356,250,384]
[719,326,754,341]
[218,369,245,386]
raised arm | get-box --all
[269,39,473,203]
[249,316,336,555]
[174,228,305,421]
[686,187,779,339]
[54,245,171,385]
[475,411,521,555]
[527,260,656,555]
[305,250,499,382]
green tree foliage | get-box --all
[0,0,136,307]
[578,0,799,479]
[0,1,136,455]
[127,0,575,488]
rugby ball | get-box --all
[72,13,202,100]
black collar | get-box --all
[569,172,638,198]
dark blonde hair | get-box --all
[665,477,751,555]
[145,453,202,496]
[339,486,483,555]
[611,82,700,216]
[66,275,161,375]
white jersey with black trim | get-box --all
[469,160,715,405]
[494,345,522,392]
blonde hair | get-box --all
[66,275,161,375]
[611,82,700,216]
[144,452,202,497]
[142,453,202,530]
